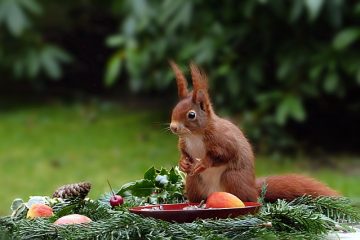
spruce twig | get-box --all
[260,199,334,234]
[290,196,360,223]
[257,182,267,205]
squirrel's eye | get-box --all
[187,110,196,120]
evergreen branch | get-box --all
[290,196,360,223]
[12,219,58,240]
[2,198,358,240]
[260,199,333,234]
[0,216,16,239]
[2,166,359,239]
[257,182,267,205]
[267,230,325,240]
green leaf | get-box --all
[0,0,42,36]
[159,168,168,176]
[39,45,71,79]
[123,17,137,37]
[1,0,28,36]
[158,0,183,25]
[41,47,62,79]
[304,0,324,21]
[106,35,125,48]
[216,64,230,76]
[128,179,154,197]
[131,0,148,17]
[309,64,323,81]
[194,38,215,63]
[18,0,42,15]
[167,2,192,32]
[168,168,179,184]
[324,72,339,93]
[276,95,306,125]
[118,179,155,197]
[46,46,72,63]
[143,167,156,181]
[333,28,360,51]
[104,53,122,87]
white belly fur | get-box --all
[200,165,227,195]
[184,134,226,195]
[184,134,206,159]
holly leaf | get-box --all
[115,167,186,205]
[144,167,156,181]
[168,167,179,184]
[159,168,168,176]
[123,179,154,197]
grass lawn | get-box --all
[0,100,359,215]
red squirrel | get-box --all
[169,61,339,203]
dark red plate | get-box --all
[129,202,261,223]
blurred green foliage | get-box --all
[106,0,360,149]
[1,0,360,150]
[0,0,71,80]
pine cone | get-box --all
[52,182,91,199]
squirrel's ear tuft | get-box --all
[190,63,212,112]
[169,60,189,99]
[190,62,208,92]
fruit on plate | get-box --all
[54,214,92,225]
[26,203,54,219]
[206,192,245,208]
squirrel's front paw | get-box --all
[191,163,207,175]
[179,158,192,173]
[191,159,210,175]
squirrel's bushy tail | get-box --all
[256,174,339,202]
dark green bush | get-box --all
[1,0,360,151]
[106,0,360,150]
[0,0,71,80]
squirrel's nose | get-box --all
[170,122,179,133]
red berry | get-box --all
[110,195,124,207]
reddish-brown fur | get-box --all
[256,174,339,202]
[169,60,189,99]
[169,62,339,203]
